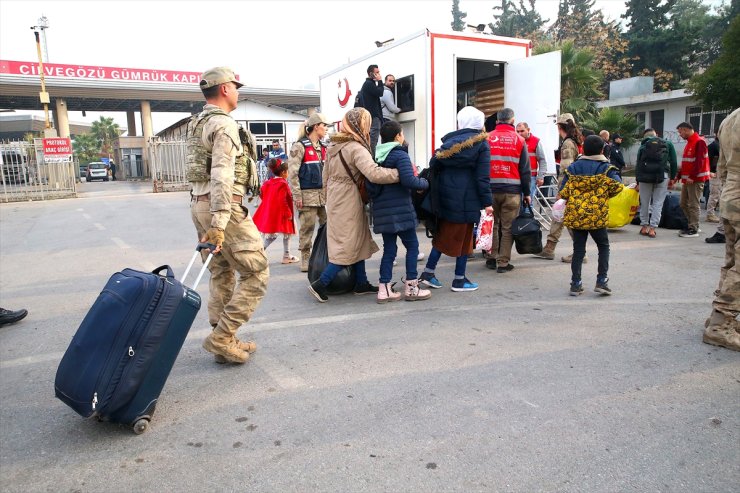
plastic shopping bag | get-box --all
[551,199,567,223]
[475,211,494,251]
[607,187,640,228]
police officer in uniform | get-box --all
[287,113,330,272]
[187,67,269,364]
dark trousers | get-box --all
[571,228,610,284]
[380,228,419,283]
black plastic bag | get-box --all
[512,204,543,254]
[307,223,357,294]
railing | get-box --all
[148,138,190,192]
[0,139,77,203]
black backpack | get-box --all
[636,137,667,183]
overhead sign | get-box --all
[43,137,72,156]
[0,60,235,85]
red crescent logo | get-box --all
[337,77,351,107]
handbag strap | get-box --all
[338,151,361,192]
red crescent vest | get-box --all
[489,123,525,185]
[680,132,710,183]
[525,134,540,176]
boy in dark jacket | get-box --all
[559,135,624,296]
[371,121,430,302]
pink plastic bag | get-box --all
[552,198,567,223]
[475,212,494,251]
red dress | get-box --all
[252,177,296,235]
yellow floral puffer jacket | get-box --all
[560,165,624,230]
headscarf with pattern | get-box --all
[331,107,373,154]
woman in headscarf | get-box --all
[419,106,493,292]
[308,108,400,303]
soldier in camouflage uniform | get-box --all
[703,107,740,351]
[288,113,330,272]
[187,67,269,364]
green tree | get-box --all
[489,0,548,39]
[73,133,101,165]
[687,15,740,110]
[535,40,603,123]
[450,0,467,31]
[622,0,683,89]
[582,107,642,148]
[90,116,121,159]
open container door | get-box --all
[504,50,561,174]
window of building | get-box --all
[649,109,664,136]
[242,121,285,136]
[635,111,646,133]
[685,106,728,136]
[395,75,415,113]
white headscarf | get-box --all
[457,106,485,131]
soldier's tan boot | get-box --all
[533,240,556,260]
[706,212,720,223]
[215,338,257,364]
[404,279,431,301]
[702,310,740,351]
[203,331,248,364]
[300,251,310,273]
[561,253,587,263]
[377,282,401,303]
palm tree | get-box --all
[582,107,641,148]
[73,133,101,165]
[534,40,603,124]
[90,116,121,160]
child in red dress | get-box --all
[252,159,298,263]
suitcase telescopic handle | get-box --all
[181,243,217,290]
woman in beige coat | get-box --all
[308,108,400,302]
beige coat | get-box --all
[324,140,399,264]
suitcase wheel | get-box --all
[133,418,150,435]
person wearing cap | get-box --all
[186,66,269,365]
[609,133,625,176]
[534,113,584,262]
[287,113,331,272]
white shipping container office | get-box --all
[320,29,561,171]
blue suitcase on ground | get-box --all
[55,246,213,434]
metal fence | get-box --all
[0,140,77,203]
[148,138,190,193]
[148,137,290,193]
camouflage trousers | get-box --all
[679,182,704,231]
[707,176,722,212]
[191,201,269,338]
[713,217,739,318]
[298,206,327,254]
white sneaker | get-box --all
[417,252,425,262]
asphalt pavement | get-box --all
[0,180,738,492]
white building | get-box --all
[596,76,730,164]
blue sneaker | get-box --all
[569,281,584,296]
[451,277,478,292]
[419,272,443,289]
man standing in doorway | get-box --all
[677,121,710,238]
[186,66,269,365]
[360,64,384,153]
[485,108,531,273]
[288,113,330,272]
[381,74,401,123]
[516,122,548,199]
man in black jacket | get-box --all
[360,64,384,153]
[610,133,625,176]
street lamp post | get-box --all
[30,25,53,136]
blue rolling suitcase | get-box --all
[55,245,213,434]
